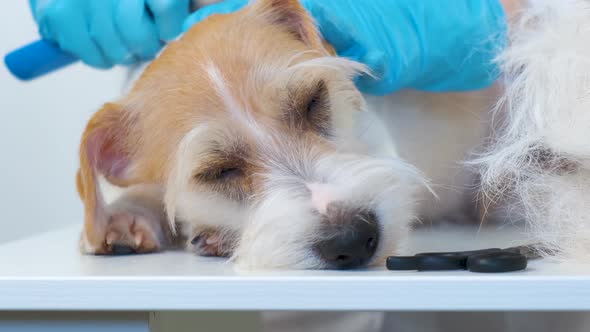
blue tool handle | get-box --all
[4,40,78,81]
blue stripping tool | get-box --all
[4,40,78,81]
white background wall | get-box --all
[0,1,124,243]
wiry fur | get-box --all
[235,151,423,268]
[77,0,590,268]
[75,0,427,268]
[477,0,590,260]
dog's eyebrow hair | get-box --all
[286,56,372,79]
[199,140,249,165]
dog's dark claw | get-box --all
[111,244,135,255]
[190,236,201,245]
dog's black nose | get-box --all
[315,204,379,269]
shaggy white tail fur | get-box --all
[478,0,590,261]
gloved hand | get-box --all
[30,0,191,68]
[183,0,507,95]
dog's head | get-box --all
[79,0,422,269]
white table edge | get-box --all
[1,275,590,311]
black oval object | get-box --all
[467,252,527,273]
[416,255,467,271]
[386,256,419,270]
[416,248,502,257]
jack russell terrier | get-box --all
[76,0,590,268]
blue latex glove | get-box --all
[30,0,191,68]
[183,0,507,95]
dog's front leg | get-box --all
[100,184,172,254]
[168,191,245,258]
[79,180,174,255]
[77,103,176,255]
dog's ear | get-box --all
[77,103,140,242]
[252,0,326,51]
[78,102,137,189]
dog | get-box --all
[75,0,590,268]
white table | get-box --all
[1,225,588,331]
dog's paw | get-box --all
[80,195,169,255]
[186,226,237,257]
[102,211,165,254]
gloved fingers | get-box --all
[115,0,163,61]
[300,1,384,91]
[182,0,247,32]
[300,1,358,58]
[146,0,191,41]
[29,0,52,27]
[39,2,111,68]
[87,0,133,65]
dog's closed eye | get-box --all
[194,163,249,201]
[197,165,244,182]
[193,144,251,201]
[217,167,243,180]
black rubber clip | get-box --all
[386,245,537,273]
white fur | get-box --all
[204,62,242,115]
[176,56,425,268]
[287,56,372,81]
[164,124,209,227]
[477,0,590,261]
[78,229,97,253]
[174,190,246,231]
[204,62,269,140]
[114,0,590,268]
[234,151,422,269]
